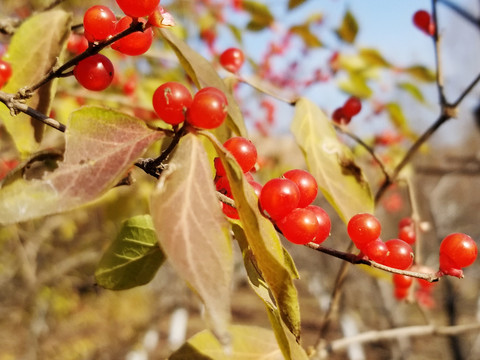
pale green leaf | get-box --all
[397,82,426,103]
[170,325,284,360]
[0,10,72,157]
[158,28,247,138]
[290,24,322,48]
[150,133,233,345]
[404,65,436,82]
[243,1,275,29]
[385,102,418,140]
[359,48,391,68]
[95,215,165,290]
[338,73,372,98]
[0,106,163,225]
[335,10,358,43]
[291,98,374,223]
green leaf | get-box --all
[385,102,418,140]
[170,325,285,360]
[335,10,358,43]
[338,73,372,98]
[290,24,322,48]
[397,82,426,103]
[288,0,307,10]
[359,48,391,68]
[291,98,374,223]
[95,215,165,290]
[404,65,436,82]
[243,1,275,30]
[204,132,302,343]
[150,133,233,346]
[0,106,163,225]
[158,28,247,138]
[0,10,72,157]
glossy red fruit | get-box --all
[398,225,416,245]
[343,96,362,117]
[219,47,245,73]
[332,107,351,125]
[393,274,413,289]
[305,205,331,244]
[413,10,435,36]
[394,286,409,300]
[277,208,320,245]
[187,88,228,129]
[222,202,239,219]
[215,176,232,197]
[67,33,89,54]
[383,239,414,270]
[347,213,382,250]
[152,82,192,125]
[116,0,160,18]
[249,180,263,198]
[439,233,477,272]
[74,54,114,91]
[197,86,228,104]
[283,169,318,208]
[83,5,116,41]
[111,17,153,56]
[398,217,414,229]
[0,59,12,88]
[363,238,388,263]
[222,137,257,173]
[259,178,300,220]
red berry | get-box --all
[214,157,226,177]
[116,0,160,18]
[187,87,228,129]
[413,10,435,36]
[439,233,477,273]
[83,5,116,42]
[277,208,320,245]
[0,59,12,88]
[67,33,89,54]
[259,178,300,221]
[347,213,382,250]
[363,238,388,263]
[383,239,414,270]
[342,96,362,117]
[417,278,435,291]
[283,169,318,208]
[222,202,239,219]
[197,86,228,104]
[398,225,416,245]
[152,82,193,125]
[215,176,232,197]
[74,54,114,91]
[249,180,263,198]
[305,205,331,244]
[393,274,413,289]
[394,286,409,300]
[219,47,245,73]
[111,17,153,56]
[398,217,414,229]
[332,107,351,125]
[222,137,257,173]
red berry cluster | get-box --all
[152,82,228,129]
[219,47,245,73]
[332,96,362,125]
[259,170,331,245]
[392,272,436,306]
[347,213,414,270]
[413,10,435,36]
[214,137,261,219]
[439,233,477,278]
[0,58,12,89]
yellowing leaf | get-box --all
[338,73,373,98]
[170,325,284,360]
[404,65,436,82]
[0,10,72,157]
[397,82,426,103]
[158,28,247,138]
[385,102,418,140]
[290,24,322,48]
[0,107,163,225]
[359,48,391,68]
[95,215,166,290]
[243,0,275,30]
[291,98,374,223]
[150,133,233,345]
[336,10,358,43]
[288,0,307,10]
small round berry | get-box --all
[283,169,318,208]
[116,0,160,18]
[152,82,193,125]
[197,86,228,104]
[398,225,416,245]
[305,205,331,244]
[347,213,382,250]
[0,59,12,88]
[439,233,477,271]
[363,238,388,263]
[342,96,362,117]
[259,178,300,221]
[383,239,414,270]
[222,202,239,219]
[73,54,114,91]
[67,33,89,54]
[394,286,409,300]
[83,5,116,42]
[111,17,153,56]
[223,137,257,173]
[219,47,245,73]
[215,176,232,197]
[393,274,413,289]
[332,107,351,125]
[413,10,435,36]
[249,180,263,198]
[277,208,320,245]
[214,157,226,177]
[398,217,414,229]
[187,87,228,129]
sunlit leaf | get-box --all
[227,24,243,43]
[95,215,165,290]
[243,0,275,30]
[288,0,307,10]
[404,65,436,82]
[359,48,391,68]
[397,82,426,103]
[150,133,233,345]
[335,10,358,43]
[204,132,302,343]
[291,98,374,223]
[158,28,247,138]
[338,73,372,98]
[0,106,163,225]
[385,102,418,140]
[0,10,72,157]
[170,325,285,360]
[290,24,322,48]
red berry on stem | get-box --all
[363,238,388,263]
[283,169,318,208]
[0,59,12,88]
[305,205,331,244]
[116,0,160,18]
[83,5,116,41]
[398,225,416,245]
[332,107,351,125]
[413,10,435,36]
[383,239,414,270]
[222,202,239,219]
[393,274,413,289]
[394,286,409,300]
[343,96,362,117]
[152,82,193,125]
[111,17,153,56]
[222,137,257,173]
[277,208,320,245]
[347,213,382,250]
[67,33,89,54]
[439,233,477,275]
[219,47,245,73]
[259,178,300,221]
[398,217,414,229]
[187,87,228,129]
[74,54,114,91]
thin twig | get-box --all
[432,0,447,106]
[438,0,480,28]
